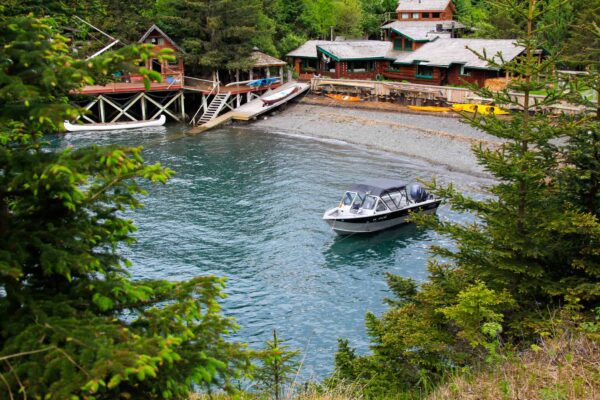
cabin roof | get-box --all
[395,38,524,70]
[138,24,183,52]
[251,50,287,67]
[381,20,464,41]
[318,41,405,61]
[396,0,452,12]
[349,179,407,197]
[286,40,333,58]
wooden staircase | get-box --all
[197,93,230,125]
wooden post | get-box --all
[99,96,106,123]
[141,95,147,120]
[249,69,254,80]
[180,91,185,121]
[266,67,270,78]
[236,93,241,108]
[279,66,284,83]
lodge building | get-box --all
[287,0,526,88]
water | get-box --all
[54,123,482,378]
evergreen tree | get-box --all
[332,0,599,395]
[158,0,264,74]
[254,330,300,400]
[0,16,250,399]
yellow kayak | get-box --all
[408,105,452,112]
[326,94,362,102]
[452,103,510,115]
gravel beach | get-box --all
[251,101,500,177]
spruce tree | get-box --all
[332,0,599,395]
[158,0,264,74]
[0,16,250,399]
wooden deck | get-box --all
[189,81,310,134]
[77,80,282,96]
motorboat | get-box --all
[63,115,166,132]
[322,179,441,235]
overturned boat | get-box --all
[261,86,300,107]
[63,115,166,132]
[322,179,441,235]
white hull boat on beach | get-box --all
[323,179,441,235]
[261,86,300,107]
[63,115,166,132]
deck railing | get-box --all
[309,77,581,113]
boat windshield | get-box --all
[350,192,366,210]
[341,192,356,206]
[361,195,378,210]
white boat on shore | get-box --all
[261,86,300,106]
[323,179,441,235]
[63,115,166,132]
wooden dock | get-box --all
[189,81,309,134]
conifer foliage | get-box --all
[332,0,599,395]
[0,16,250,399]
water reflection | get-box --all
[323,224,428,267]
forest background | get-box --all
[2,0,597,72]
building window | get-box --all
[401,12,409,19]
[348,60,373,73]
[386,64,401,72]
[394,38,402,50]
[432,12,441,18]
[412,12,419,18]
[403,39,414,51]
[422,12,430,18]
[416,65,434,78]
[460,65,471,76]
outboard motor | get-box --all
[409,184,430,203]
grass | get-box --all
[429,332,599,400]
[190,331,599,399]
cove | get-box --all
[54,124,477,378]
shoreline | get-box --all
[245,99,499,179]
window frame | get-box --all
[459,65,471,76]
[416,65,434,79]
[393,38,403,50]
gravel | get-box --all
[251,103,500,178]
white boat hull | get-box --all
[64,115,166,132]
[323,199,441,235]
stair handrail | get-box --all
[189,82,222,125]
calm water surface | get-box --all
[55,123,481,378]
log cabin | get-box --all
[287,0,533,87]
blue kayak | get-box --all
[247,77,280,87]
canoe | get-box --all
[408,105,451,112]
[326,94,362,102]
[261,86,300,106]
[452,103,510,115]
[64,115,166,132]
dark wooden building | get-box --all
[138,25,185,82]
